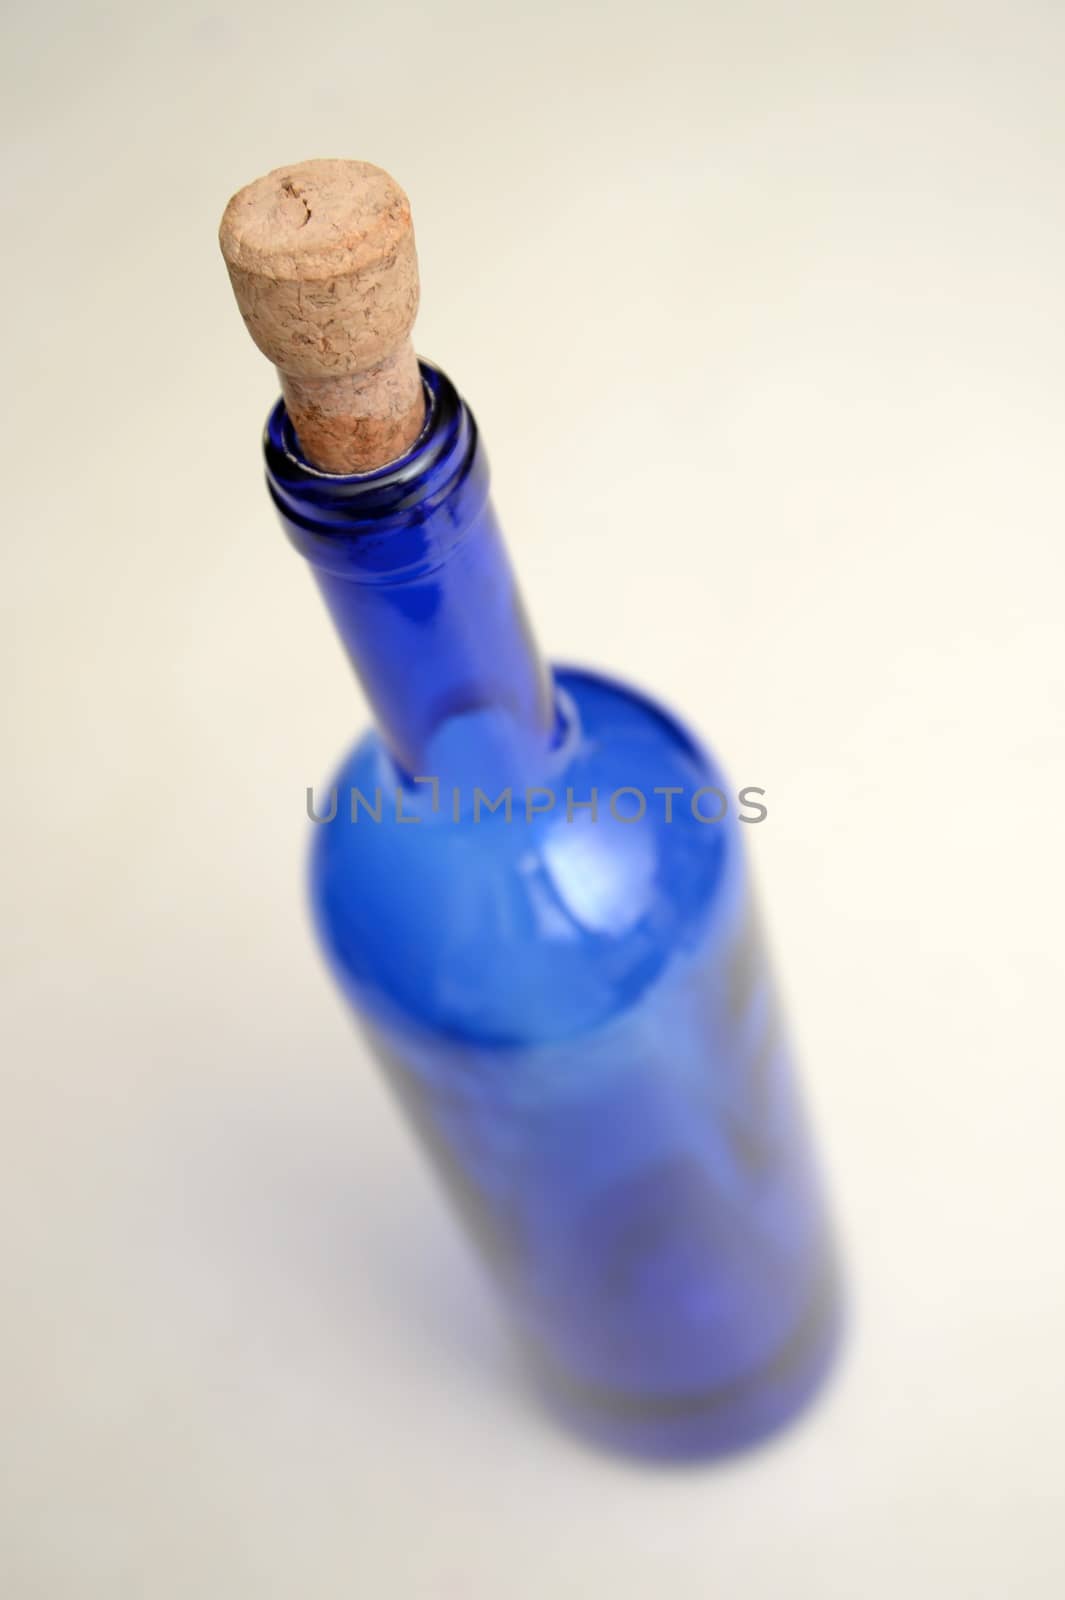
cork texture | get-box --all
[219,160,425,472]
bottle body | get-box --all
[310,670,838,1456]
[269,365,840,1457]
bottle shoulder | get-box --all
[310,668,746,1046]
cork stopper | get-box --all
[219,160,425,473]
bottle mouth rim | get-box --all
[264,360,487,581]
[265,360,471,506]
[268,369,441,487]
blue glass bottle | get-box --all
[267,362,841,1459]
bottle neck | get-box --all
[265,363,556,785]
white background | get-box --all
[4,2,1064,1595]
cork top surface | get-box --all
[219,159,413,284]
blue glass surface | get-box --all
[266,365,841,1458]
